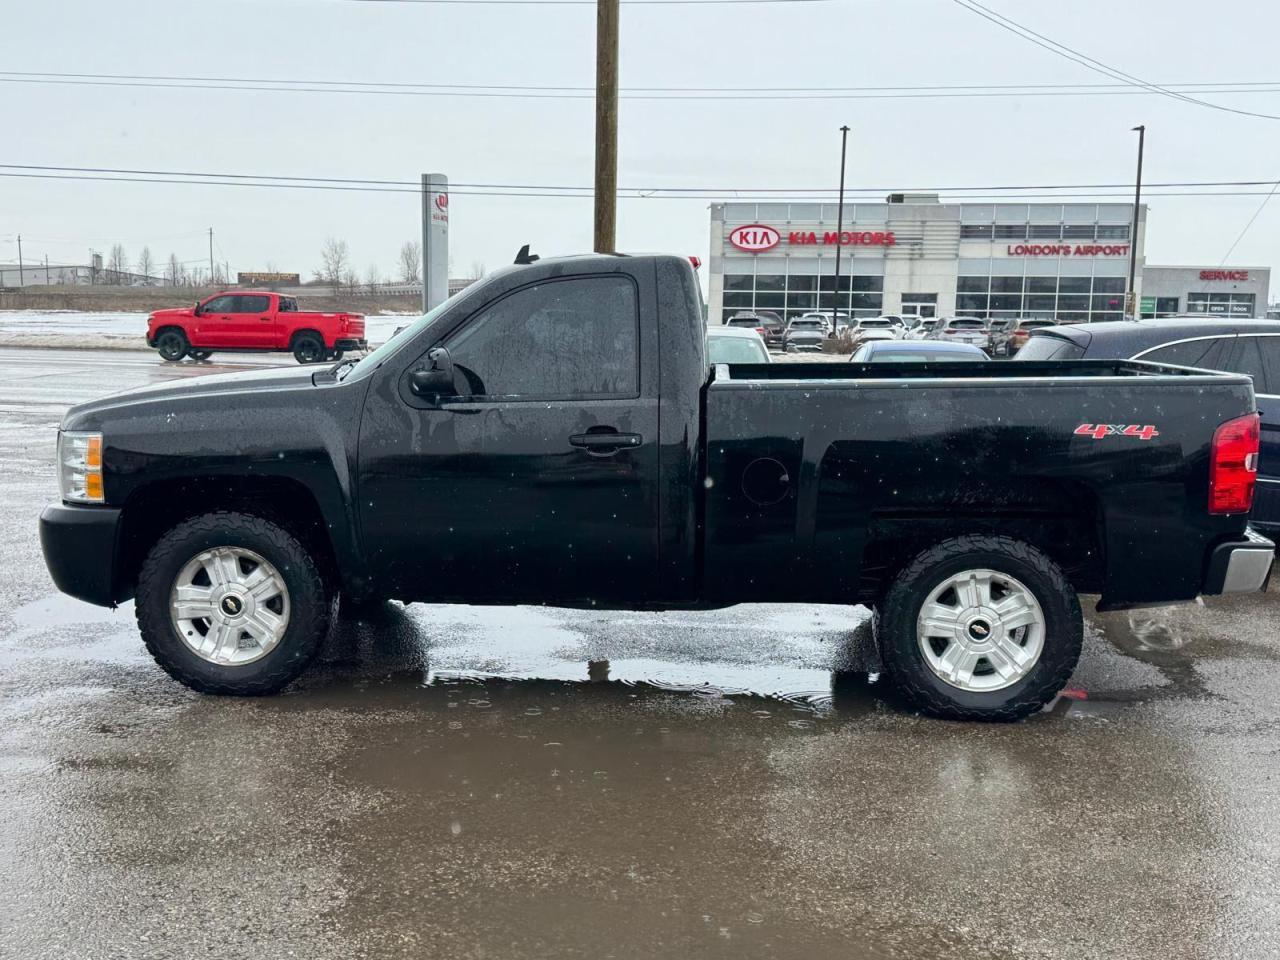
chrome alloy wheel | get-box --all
[169,547,291,665]
[916,568,1046,693]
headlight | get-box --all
[58,431,104,503]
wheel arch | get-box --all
[114,474,353,602]
[288,328,326,348]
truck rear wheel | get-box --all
[155,329,189,362]
[292,333,324,364]
[135,511,331,695]
[874,535,1082,721]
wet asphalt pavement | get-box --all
[3,346,1280,959]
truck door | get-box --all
[195,294,237,347]
[227,293,276,347]
[357,272,661,604]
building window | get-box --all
[990,276,1022,293]
[1026,276,1057,293]
[1096,224,1130,240]
[993,224,1028,240]
[723,292,753,309]
[724,275,753,291]
[1058,277,1092,294]
[757,274,785,291]
[1062,224,1097,240]
[1028,224,1062,240]
[956,294,989,313]
[1024,295,1056,315]
[990,294,1022,311]
[1057,294,1091,312]
[960,224,994,239]
[1093,276,1125,293]
[1187,292,1256,317]
[957,276,989,293]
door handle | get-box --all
[569,431,643,454]
[260,316,272,321]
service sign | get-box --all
[1200,269,1249,281]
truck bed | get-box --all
[702,360,1256,609]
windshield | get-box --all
[707,335,768,364]
[790,320,824,330]
[949,319,986,329]
[859,349,982,363]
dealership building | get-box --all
[707,195,1270,325]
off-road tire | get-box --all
[874,535,1082,721]
[156,329,189,362]
[135,511,331,695]
[292,333,325,364]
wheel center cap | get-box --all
[967,619,992,641]
[220,594,245,617]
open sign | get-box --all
[728,224,781,253]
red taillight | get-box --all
[1013,330,1030,341]
[1209,413,1260,515]
[944,329,957,334]
[755,326,767,335]
[688,256,702,270]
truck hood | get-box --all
[63,365,320,427]
[149,307,196,322]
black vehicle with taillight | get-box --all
[38,254,1274,720]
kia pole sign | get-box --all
[421,172,449,312]
[729,224,781,253]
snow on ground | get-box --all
[0,310,410,350]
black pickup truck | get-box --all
[39,253,1274,720]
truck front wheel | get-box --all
[874,535,1082,721]
[155,329,189,362]
[134,511,331,695]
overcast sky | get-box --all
[3,0,1280,288]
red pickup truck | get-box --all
[146,292,367,364]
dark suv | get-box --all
[725,312,784,349]
[1017,318,1280,533]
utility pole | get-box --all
[1127,125,1145,320]
[16,234,24,287]
[208,227,215,286]
[830,126,850,337]
[593,0,619,253]
[45,254,50,285]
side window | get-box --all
[235,294,271,313]
[203,295,235,313]
[444,276,639,401]
[279,297,298,313]
[1253,337,1280,396]
[1230,336,1270,394]
[1140,337,1231,369]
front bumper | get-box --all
[335,338,368,351]
[39,502,124,607]
[1203,528,1274,595]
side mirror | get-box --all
[410,346,455,398]
[193,301,202,315]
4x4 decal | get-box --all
[1074,423,1160,441]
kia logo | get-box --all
[729,223,780,253]
[435,193,449,211]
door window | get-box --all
[234,294,271,313]
[1251,336,1280,396]
[1138,337,1232,370]
[203,295,235,313]
[445,275,639,401]
[1230,336,1271,393]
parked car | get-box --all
[146,292,367,364]
[992,318,1057,357]
[930,316,990,348]
[849,317,903,346]
[783,317,829,352]
[850,340,988,363]
[1017,317,1280,534]
[707,325,770,365]
[726,311,784,349]
[797,310,851,333]
[907,318,940,340]
[40,253,1272,720]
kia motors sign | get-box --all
[1200,269,1249,281]
[729,224,781,253]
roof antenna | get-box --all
[514,244,540,265]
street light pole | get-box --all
[830,125,850,337]
[1127,124,1145,320]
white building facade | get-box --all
[708,194,1146,326]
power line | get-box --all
[5,170,1280,202]
[6,162,1280,195]
[949,0,1280,122]
[1220,181,1280,265]
[5,70,1280,101]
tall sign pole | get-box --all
[1127,124,1145,320]
[594,0,619,253]
[830,125,850,336]
[421,173,450,312]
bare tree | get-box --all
[364,263,381,295]
[468,260,487,279]
[316,238,351,289]
[341,268,361,294]
[166,252,182,286]
[398,240,421,283]
[107,243,129,284]
[136,246,155,283]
